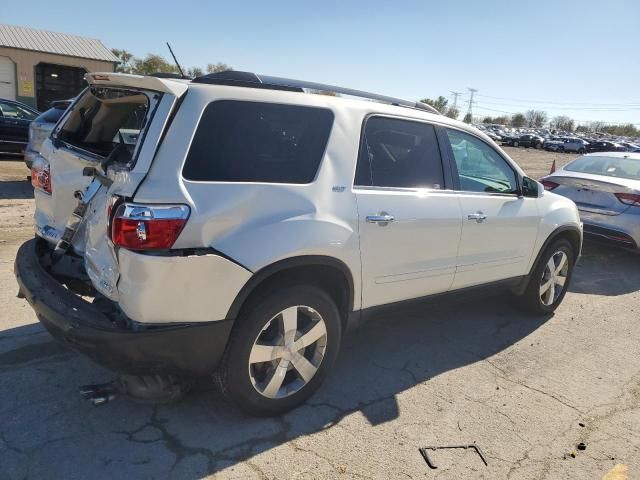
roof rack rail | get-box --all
[191,71,441,115]
[150,72,190,80]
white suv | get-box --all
[15,71,582,415]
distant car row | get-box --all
[0,97,72,167]
[478,124,640,154]
[489,131,636,154]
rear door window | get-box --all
[354,116,444,189]
[183,101,334,183]
[53,87,152,165]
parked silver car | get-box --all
[24,100,72,168]
[541,152,640,250]
[560,138,589,153]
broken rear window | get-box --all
[53,87,152,165]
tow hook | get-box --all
[80,381,119,406]
[80,375,191,407]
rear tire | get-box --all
[216,285,342,416]
[516,239,575,315]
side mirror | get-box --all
[521,176,542,198]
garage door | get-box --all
[0,56,16,100]
[35,63,86,110]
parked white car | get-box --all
[15,71,582,415]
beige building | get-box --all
[0,24,118,110]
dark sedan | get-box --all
[0,98,40,156]
[503,134,544,149]
[587,141,626,153]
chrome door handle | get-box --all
[467,211,487,223]
[366,213,395,225]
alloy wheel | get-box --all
[539,251,569,306]
[248,306,328,399]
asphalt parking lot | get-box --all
[0,148,638,479]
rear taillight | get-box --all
[110,203,190,250]
[31,156,51,194]
[615,193,640,206]
[540,180,559,191]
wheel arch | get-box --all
[530,225,582,276]
[512,225,582,296]
[226,255,355,328]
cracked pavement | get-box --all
[1,154,639,479]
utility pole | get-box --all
[450,91,461,110]
[466,88,478,121]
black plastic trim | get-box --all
[191,71,440,114]
[528,226,583,277]
[583,224,637,249]
[348,275,526,329]
[226,255,355,320]
[14,238,232,376]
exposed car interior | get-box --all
[55,87,148,164]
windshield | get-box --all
[565,156,640,180]
[53,87,151,165]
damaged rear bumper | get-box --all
[14,238,233,376]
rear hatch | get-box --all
[34,72,188,299]
[544,172,640,216]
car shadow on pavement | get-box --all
[569,241,640,296]
[0,179,34,200]
[0,288,551,479]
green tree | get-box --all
[207,62,232,73]
[493,116,509,125]
[132,54,179,75]
[587,121,606,133]
[482,116,494,124]
[186,66,204,78]
[525,110,548,128]
[445,107,459,119]
[420,96,449,114]
[601,123,639,136]
[550,115,575,131]
[463,113,472,124]
[111,48,135,73]
[511,113,526,128]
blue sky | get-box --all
[7,0,640,125]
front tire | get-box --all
[517,239,575,315]
[216,285,342,416]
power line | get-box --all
[466,88,477,119]
[475,93,640,107]
[450,91,461,109]
[475,99,640,112]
